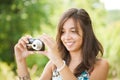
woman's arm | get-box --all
[16,58,29,77]
[39,60,53,80]
[90,59,109,80]
[14,35,32,79]
[53,58,78,80]
[39,34,78,80]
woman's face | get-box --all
[61,18,83,53]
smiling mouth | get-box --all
[65,42,74,46]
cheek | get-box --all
[73,34,81,39]
[75,35,83,44]
[60,36,64,42]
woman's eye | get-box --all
[61,30,65,34]
[71,30,76,33]
[72,30,75,32]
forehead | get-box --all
[62,18,82,31]
[63,18,74,29]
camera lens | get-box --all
[32,39,43,50]
[33,44,36,47]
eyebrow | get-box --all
[70,27,75,29]
[62,27,76,30]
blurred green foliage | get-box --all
[0,61,16,80]
[102,21,120,79]
[0,0,120,80]
[0,0,57,63]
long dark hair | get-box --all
[56,8,103,77]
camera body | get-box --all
[26,38,45,51]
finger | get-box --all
[37,50,48,55]
[19,35,32,43]
[40,34,55,48]
[18,39,27,48]
[14,43,22,53]
[17,43,25,52]
[29,51,36,54]
[24,35,32,41]
[18,35,32,48]
[42,33,54,42]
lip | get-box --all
[65,42,74,47]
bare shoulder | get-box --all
[95,58,109,68]
[90,58,109,80]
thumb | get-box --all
[37,50,48,56]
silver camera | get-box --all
[26,38,45,51]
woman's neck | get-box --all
[68,51,82,72]
[69,50,82,62]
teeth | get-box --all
[66,42,73,46]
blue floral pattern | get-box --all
[52,70,89,80]
[77,71,89,80]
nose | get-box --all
[63,32,72,40]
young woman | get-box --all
[14,8,109,80]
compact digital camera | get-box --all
[26,38,45,51]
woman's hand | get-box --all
[38,34,77,80]
[14,35,33,62]
[14,35,33,77]
[38,34,62,64]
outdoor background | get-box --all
[0,0,120,80]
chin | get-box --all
[66,48,75,52]
[66,47,80,52]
